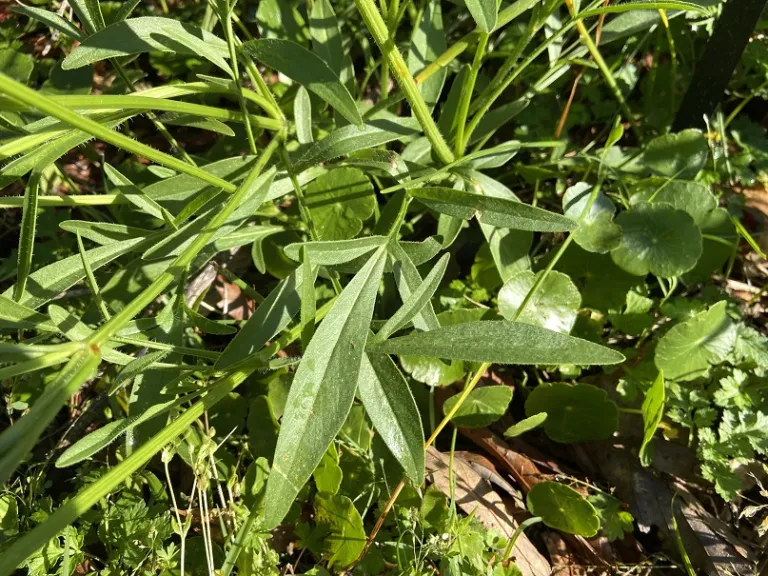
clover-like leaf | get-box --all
[655,301,736,381]
[562,182,621,254]
[525,383,619,443]
[611,202,702,278]
[443,385,512,428]
[305,167,375,241]
[642,129,708,179]
[498,270,581,334]
[527,481,600,537]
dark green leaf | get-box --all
[242,39,362,126]
[11,6,86,41]
[304,168,375,240]
[563,182,621,254]
[14,172,41,302]
[443,385,512,428]
[642,129,708,179]
[588,493,634,542]
[611,203,702,277]
[309,0,351,82]
[527,481,600,537]
[525,383,619,443]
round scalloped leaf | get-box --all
[525,382,618,443]
[654,301,736,381]
[562,182,621,253]
[642,129,708,179]
[443,385,513,428]
[682,207,735,284]
[305,167,375,240]
[498,270,581,334]
[630,181,716,227]
[527,481,600,537]
[611,203,702,278]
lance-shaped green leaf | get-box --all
[504,413,547,438]
[69,0,104,33]
[215,267,306,371]
[108,350,170,394]
[2,236,151,310]
[60,221,154,245]
[14,172,40,302]
[640,371,665,466]
[294,86,313,144]
[186,305,237,335]
[389,241,441,332]
[309,0,352,82]
[263,247,387,528]
[0,346,101,486]
[11,6,86,41]
[464,0,498,32]
[292,118,421,173]
[408,0,446,112]
[358,352,424,483]
[409,187,576,232]
[284,236,388,265]
[55,393,197,468]
[369,321,624,365]
[62,17,230,71]
[242,39,362,127]
[373,253,449,342]
[48,305,133,365]
[0,296,57,332]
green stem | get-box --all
[454,32,489,157]
[502,517,543,561]
[0,72,240,192]
[221,7,258,155]
[354,0,455,164]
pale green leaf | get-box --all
[294,85,313,144]
[264,247,387,528]
[640,371,665,466]
[369,321,624,365]
[407,0,447,112]
[284,236,388,265]
[498,270,581,334]
[443,385,512,428]
[563,182,621,254]
[314,493,366,570]
[464,0,498,32]
[503,413,547,438]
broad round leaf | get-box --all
[630,181,716,227]
[498,270,581,334]
[611,203,702,278]
[314,493,366,570]
[305,167,375,241]
[443,385,513,428]
[525,383,618,443]
[562,182,621,254]
[654,301,736,381]
[527,481,600,537]
[642,129,708,179]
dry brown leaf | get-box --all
[425,447,551,576]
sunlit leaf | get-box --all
[527,481,600,537]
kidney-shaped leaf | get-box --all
[642,129,708,179]
[631,181,716,227]
[611,202,702,278]
[524,382,619,443]
[243,39,362,127]
[409,187,576,232]
[654,300,736,381]
[263,247,387,529]
[63,17,229,71]
[358,352,425,483]
[304,167,375,240]
[527,481,600,537]
[562,182,621,254]
[369,321,624,365]
[443,385,512,428]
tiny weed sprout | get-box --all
[2,1,767,575]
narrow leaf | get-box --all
[11,6,86,41]
[640,371,665,466]
[464,0,498,32]
[369,321,625,365]
[0,296,57,332]
[374,253,449,342]
[389,241,441,332]
[14,171,41,302]
[407,0,447,111]
[358,352,425,483]
[284,236,388,265]
[309,0,347,77]
[242,39,362,127]
[264,247,387,528]
[409,187,577,232]
[294,85,314,144]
